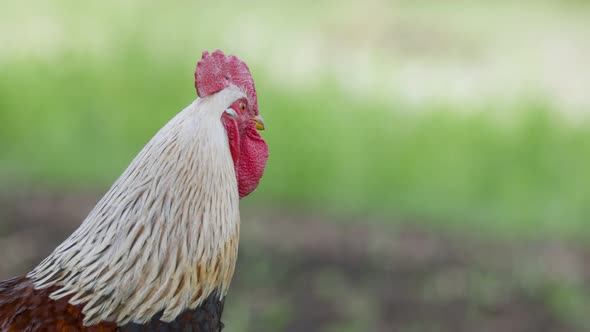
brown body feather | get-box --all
[0,277,225,332]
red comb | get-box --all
[195,50,258,110]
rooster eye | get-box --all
[239,103,246,111]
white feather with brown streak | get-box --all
[27,86,247,326]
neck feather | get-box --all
[28,93,242,326]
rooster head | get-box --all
[195,50,268,198]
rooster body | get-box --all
[0,277,224,331]
[0,51,268,331]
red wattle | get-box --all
[222,117,268,198]
[237,125,268,198]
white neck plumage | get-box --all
[28,87,247,326]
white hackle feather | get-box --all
[28,86,247,326]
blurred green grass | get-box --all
[2,54,590,239]
[1,0,590,239]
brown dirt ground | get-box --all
[1,190,589,332]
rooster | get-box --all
[0,50,268,331]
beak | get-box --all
[253,115,265,131]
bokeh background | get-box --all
[2,1,590,331]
